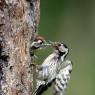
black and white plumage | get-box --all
[34,42,69,95]
[54,60,73,95]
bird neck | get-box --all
[54,50,65,60]
[59,51,64,56]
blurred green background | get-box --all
[37,0,95,95]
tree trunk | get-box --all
[0,0,40,95]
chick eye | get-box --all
[38,40,43,44]
[39,41,43,44]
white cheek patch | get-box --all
[59,45,64,52]
[60,48,68,55]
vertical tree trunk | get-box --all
[0,0,40,95]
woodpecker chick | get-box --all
[35,42,69,95]
[54,60,73,95]
[31,36,45,50]
[30,36,50,57]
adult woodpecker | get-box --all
[54,60,73,95]
[34,42,69,95]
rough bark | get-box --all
[0,0,40,95]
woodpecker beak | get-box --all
[48,41,54,44]
[44,40,51,46]
[49,41,58,49]
[40,40,51,49]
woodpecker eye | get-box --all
[58,44,61,47]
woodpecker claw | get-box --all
[29,64,42,71]
[29,63,36,67]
